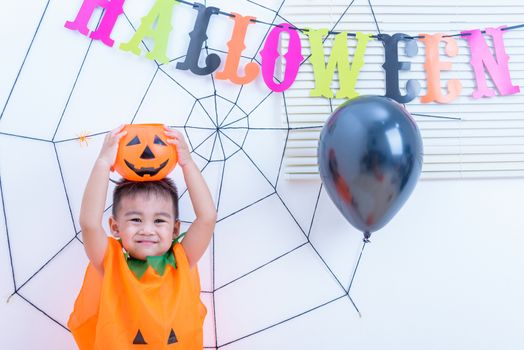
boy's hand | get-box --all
[98,125,127,169]
[164,126,192,167]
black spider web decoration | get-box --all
[0,0,482,348]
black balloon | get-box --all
[318,96,423,238]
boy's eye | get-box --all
[155,219,166,224]
[131,218,142,222]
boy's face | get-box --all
[109,192,179,260]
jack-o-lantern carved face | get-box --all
[113,124,178,182]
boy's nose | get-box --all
[139,226,155,235]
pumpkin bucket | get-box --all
[113,124,178,181]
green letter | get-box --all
[307,30,371,99]
[119,0,178,64]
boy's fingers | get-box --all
[164,127,182,135]
[111,124,125,136]
[166,138,179,145]
[115,130,127,139]
[164,131,180,139]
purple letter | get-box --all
[260,23,304,92]
[462,26,520,99]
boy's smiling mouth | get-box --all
[136,239,158,245]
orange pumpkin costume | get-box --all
[68,237,207,349]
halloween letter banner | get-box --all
[65,0,522,104]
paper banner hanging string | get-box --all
[379,33,421,104]
[119,0,179,64]
[260,23,304,93]
[461,26,520,99]
[419,33,462,104]
[176,3,221,76]
[215,13,260,84]
[65,0,126,47]
[307,30,372,99]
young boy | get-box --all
[68,125,216,349]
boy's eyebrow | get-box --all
[124,211,172,218]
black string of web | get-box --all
[0,0,466,343]
[0,0,514,348]
[182,1,367,347]
[0,0,471,338]
[0,1,162,330]
[0,1,107,328]
[0,0,351,346]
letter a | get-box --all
[119,0,178,64]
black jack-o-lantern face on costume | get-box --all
[132,328,178,345]
[113,124,178,181]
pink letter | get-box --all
[461,26,520,99]
[65,0,126,47]
[260,23,304,92]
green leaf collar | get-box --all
[120,232,186,280]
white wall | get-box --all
[0,1,523,349]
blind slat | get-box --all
[281,0,524,180]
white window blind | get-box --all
[280,0,524,180]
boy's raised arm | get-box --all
[165,127,217,268]
[79,126,127,274]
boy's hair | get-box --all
[112,178,179,220]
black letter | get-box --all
[176,3,221,75]
[378,33,420,103]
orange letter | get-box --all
[419,33,461,103]
[215,13,260,84]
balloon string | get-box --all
[347,236,369,301]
